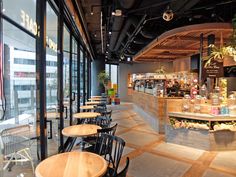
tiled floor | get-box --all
[3,102,236,177]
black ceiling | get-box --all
[80,0,236,62]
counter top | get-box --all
[133,90,182,99]
[169,112,236,121]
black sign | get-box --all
[202,60,223,78]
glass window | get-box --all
[85,52,88,100]
[2,20,36,121]
[1,19,36,177]
[46,2,58,155]
[105,64,110,77]
[80,48,84,105]
[63,25,70,141]
[3,0,37,35]
[72,38,78,117]
[111,65,118,84]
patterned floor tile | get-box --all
[128,152,191,177]
[153,142,205,160]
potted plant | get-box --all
[203,44,231,67]
[98,70,110,93]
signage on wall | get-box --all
[20,10,57,52]
[20,10,37,35]
[202,60,224,78]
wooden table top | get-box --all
[91,96,102,98]
[88,98,104,101]
[62,124,101,137]
[85,101,101,105]
[35,151,107,177]
[80,105,95,110]
[73,112,101,119]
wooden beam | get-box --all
[167,36,228,42]
[152,47,199,52]
[143,53,187,58]
[136,58,174,62]
[133,23,232,61]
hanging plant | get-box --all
[203,44,232,68]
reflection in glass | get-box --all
[80,48,84,105]
[46,2,58,155]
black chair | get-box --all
[95,134,126,177]
[84,123,118,152]
[116,157,130,177]
[103,110,112,119]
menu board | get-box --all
[202,60,223,79]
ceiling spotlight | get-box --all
[127,57,131,62]
[109,31,112,35]
[94,33,97,37]
[211,13,216,18]
[107,44,110,47]
[2,9,5,12]
[163,7,174,21]
[90,6,94,15]
[105,56,108,58]
[106,51,108,54]
[112,9,122,16]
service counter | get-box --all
[166,112,236,150]
[132,90,182,133]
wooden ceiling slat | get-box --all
[134,23,233,62]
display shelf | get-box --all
[169,112,236,121]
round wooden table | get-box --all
[88,98,104,101]
[73,112,101,119]
[35,151,107,177]
[80,105,96,111]
[62,124,101,137]
[91,96,102,98]
[85,101,101,105]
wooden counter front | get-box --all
[132,91,182,133]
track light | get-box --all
[109,31,112,35]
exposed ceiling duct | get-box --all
[109,16,124,51]
[108,0,136,52]
[140,29,156,39]
[114,17,139,51]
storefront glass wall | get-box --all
[0,0,92,174]
[80,48,84,105]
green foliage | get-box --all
[98,70,110,88]
[203,45,231,68]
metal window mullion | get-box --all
[36,0,47,160]
[77,43,80,112]
[57,0,64,152]
[69,33,73,126]
[83,50,86,104]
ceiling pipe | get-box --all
[140,29,156,39]
[114,17,139,51]
[108,0,136,52]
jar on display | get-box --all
[228,93,236,116]
[193,95,201,113]
[182,94,191,112]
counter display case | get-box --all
[166,112,236,151]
